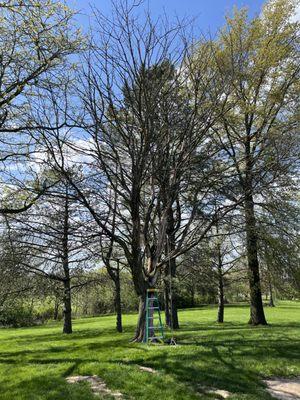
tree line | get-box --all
[0,0,299,341]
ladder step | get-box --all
[148,336,163,339]
[148,326,162,329]
[145,294,165,343]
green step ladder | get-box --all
[144,289,165,344]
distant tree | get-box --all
[259,195,300,302]
[0,226,32,311]
[99,196,124,333]
[6,177,93,333]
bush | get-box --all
[0,304,37,328]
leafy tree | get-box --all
[199,0,300,324]
[0,0,80,215]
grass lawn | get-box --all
[0,301,299,400]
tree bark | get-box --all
[164,282,170,326]
[62,192,72,334]
[63,279,72,334]
[53,299,59,320]
[190,286,195,308]
[114,267,123,332]
[164,205,179,329]
[133,292,147,341]
[269,281,275,307]
[217,272,224,323]
[164,259,179,329]
[245,194,267,325]
[170,294,179,329]
[215,214,224,323]
[106,259,123,333]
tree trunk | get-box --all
[114,268,123,332]
[269,281,275,307]
[132,292,147,342]
[53,299,59,320]
[165,204,180,329]
[190,286,195,308]
[63,279,72,334]
[164,282,170,326]
[217,273,224,323]
[215,216,224,323]
[62,192,72,334]
[245,194,267,325]
[164,260,179,329]
[170,294,179,329]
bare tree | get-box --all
[5,176,93,333]
[58,3,239,341]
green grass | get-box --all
[0,301,299,400]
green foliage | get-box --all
[0,299,57,328]
[0,303,35,328]
[72,270,139,317]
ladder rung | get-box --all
[145,297,164,343]
[148,326,160,329]
[148,336,163,339]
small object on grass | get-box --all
[66,375,122,398]
[207,388,231,398]
[263,377,300,400]
[138,366,157,374]
[165,337,177,346]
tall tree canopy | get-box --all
[0,0,81,214]
[199,0,300,324]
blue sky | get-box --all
[68,0,266,34]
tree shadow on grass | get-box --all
[0,334,148,369]
[4,327,132,346]
[0,373,101,400]
[177,320,300,332]
[111,347,275,399]
[109,324,300,400]
[0,311,299,400]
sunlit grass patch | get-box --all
[0,301,299,399]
